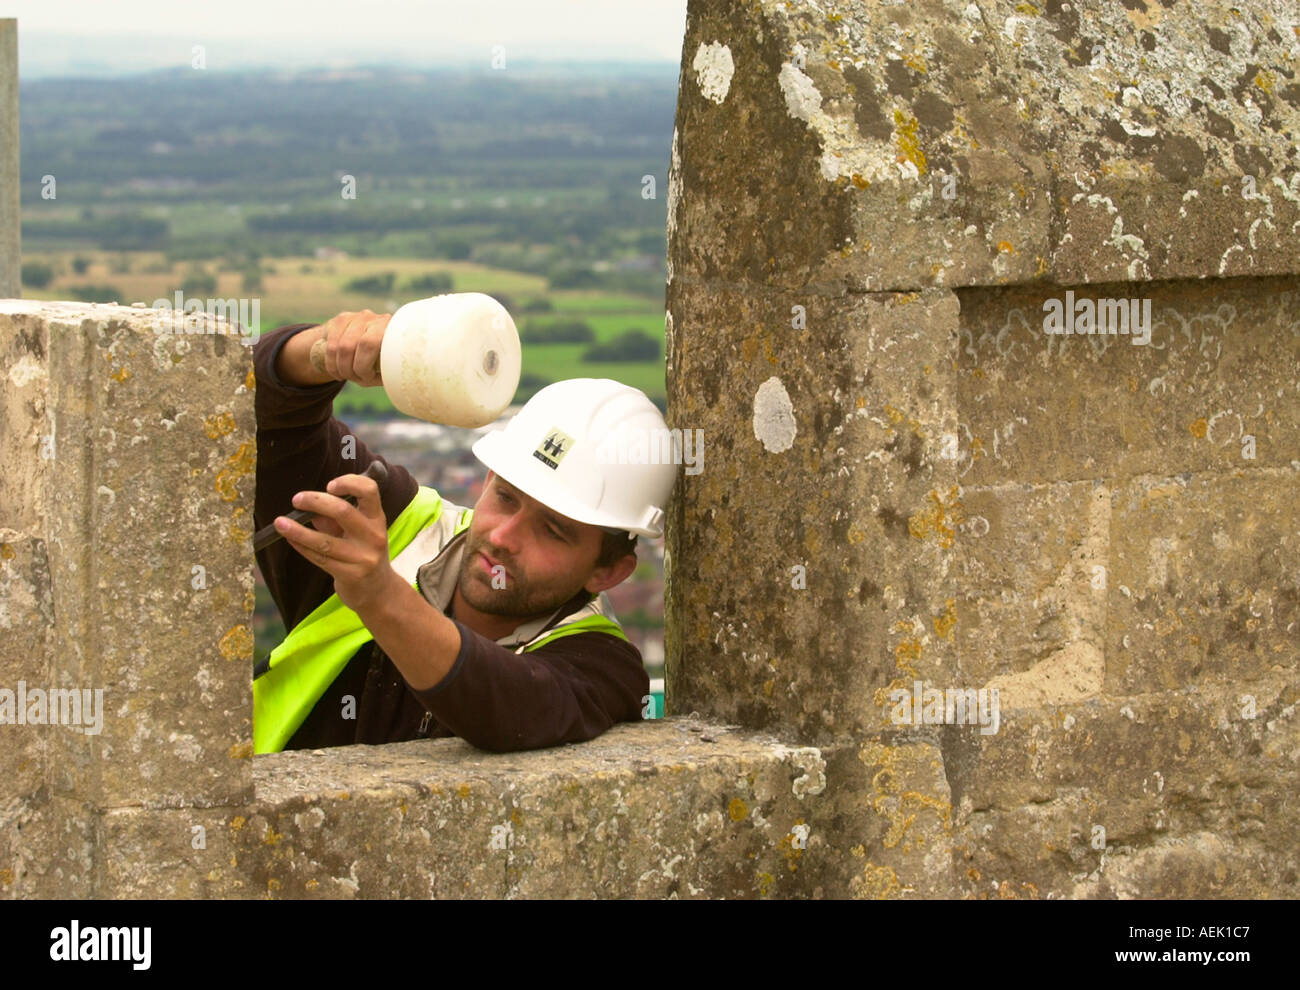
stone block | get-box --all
[948,678,1299,896]
[665,282,964,742]
[954,276,1300,486]
[0,301,256,809]
[100,719,849,898]
[669,1,1300,294]
[1107,470,1299,695]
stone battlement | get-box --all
[2,1,1298,897]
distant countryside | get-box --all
[18,66,676,411]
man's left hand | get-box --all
[274,471,396,613]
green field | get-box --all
[20,249,667,409]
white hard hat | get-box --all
[471,378,678,539]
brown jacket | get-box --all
[252,323,649,752]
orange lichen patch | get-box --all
[894,638,922,678]
[216,441,256,501]
[110,365,131,382]
[218,624,254,661]
[997,241,1014,254]
[728,798,748,822]
[874,675,913,710]
[850,173,870,189]
[908,486,964,548]
[229,506,253,546]
[902,52,927,74]
[1255,71,1275,93]
[1189,417,1208,438]
[230,815,246,831]
[893,110,927,174]
[847,525,866,545]
[204,411,237,439]
[859,741,953,857]
[510,807,524,826]
[245,369,257,391]
[228,741,254,760]
[852,862,902,899]
[884,403,925,438]
[756,871,775,897]
[457,783,471,799]
[263,826,284,846]
[0,543,14,560]
[933,598,957,641]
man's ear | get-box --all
[585,552,637,595]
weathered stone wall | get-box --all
[2,0,1297,900]
[0,302,257,894]
[665,0,1299,897]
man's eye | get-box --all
[547,527,566,541]
[497,490,513,503]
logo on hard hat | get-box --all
[532,427,576,470]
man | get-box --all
[251,309,677,754]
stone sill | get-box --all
[251,715,808,802]
[90,717,834,898]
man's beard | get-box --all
[456,538,581,619]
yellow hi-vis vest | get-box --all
[252,484,631,754]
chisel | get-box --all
[252,460,389,552]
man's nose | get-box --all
[487,511,525,557]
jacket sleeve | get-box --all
[409,624,651,752]
[253,323,419,632]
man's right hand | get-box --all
[309,309,391,387]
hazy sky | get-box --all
[3,1,690,76]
